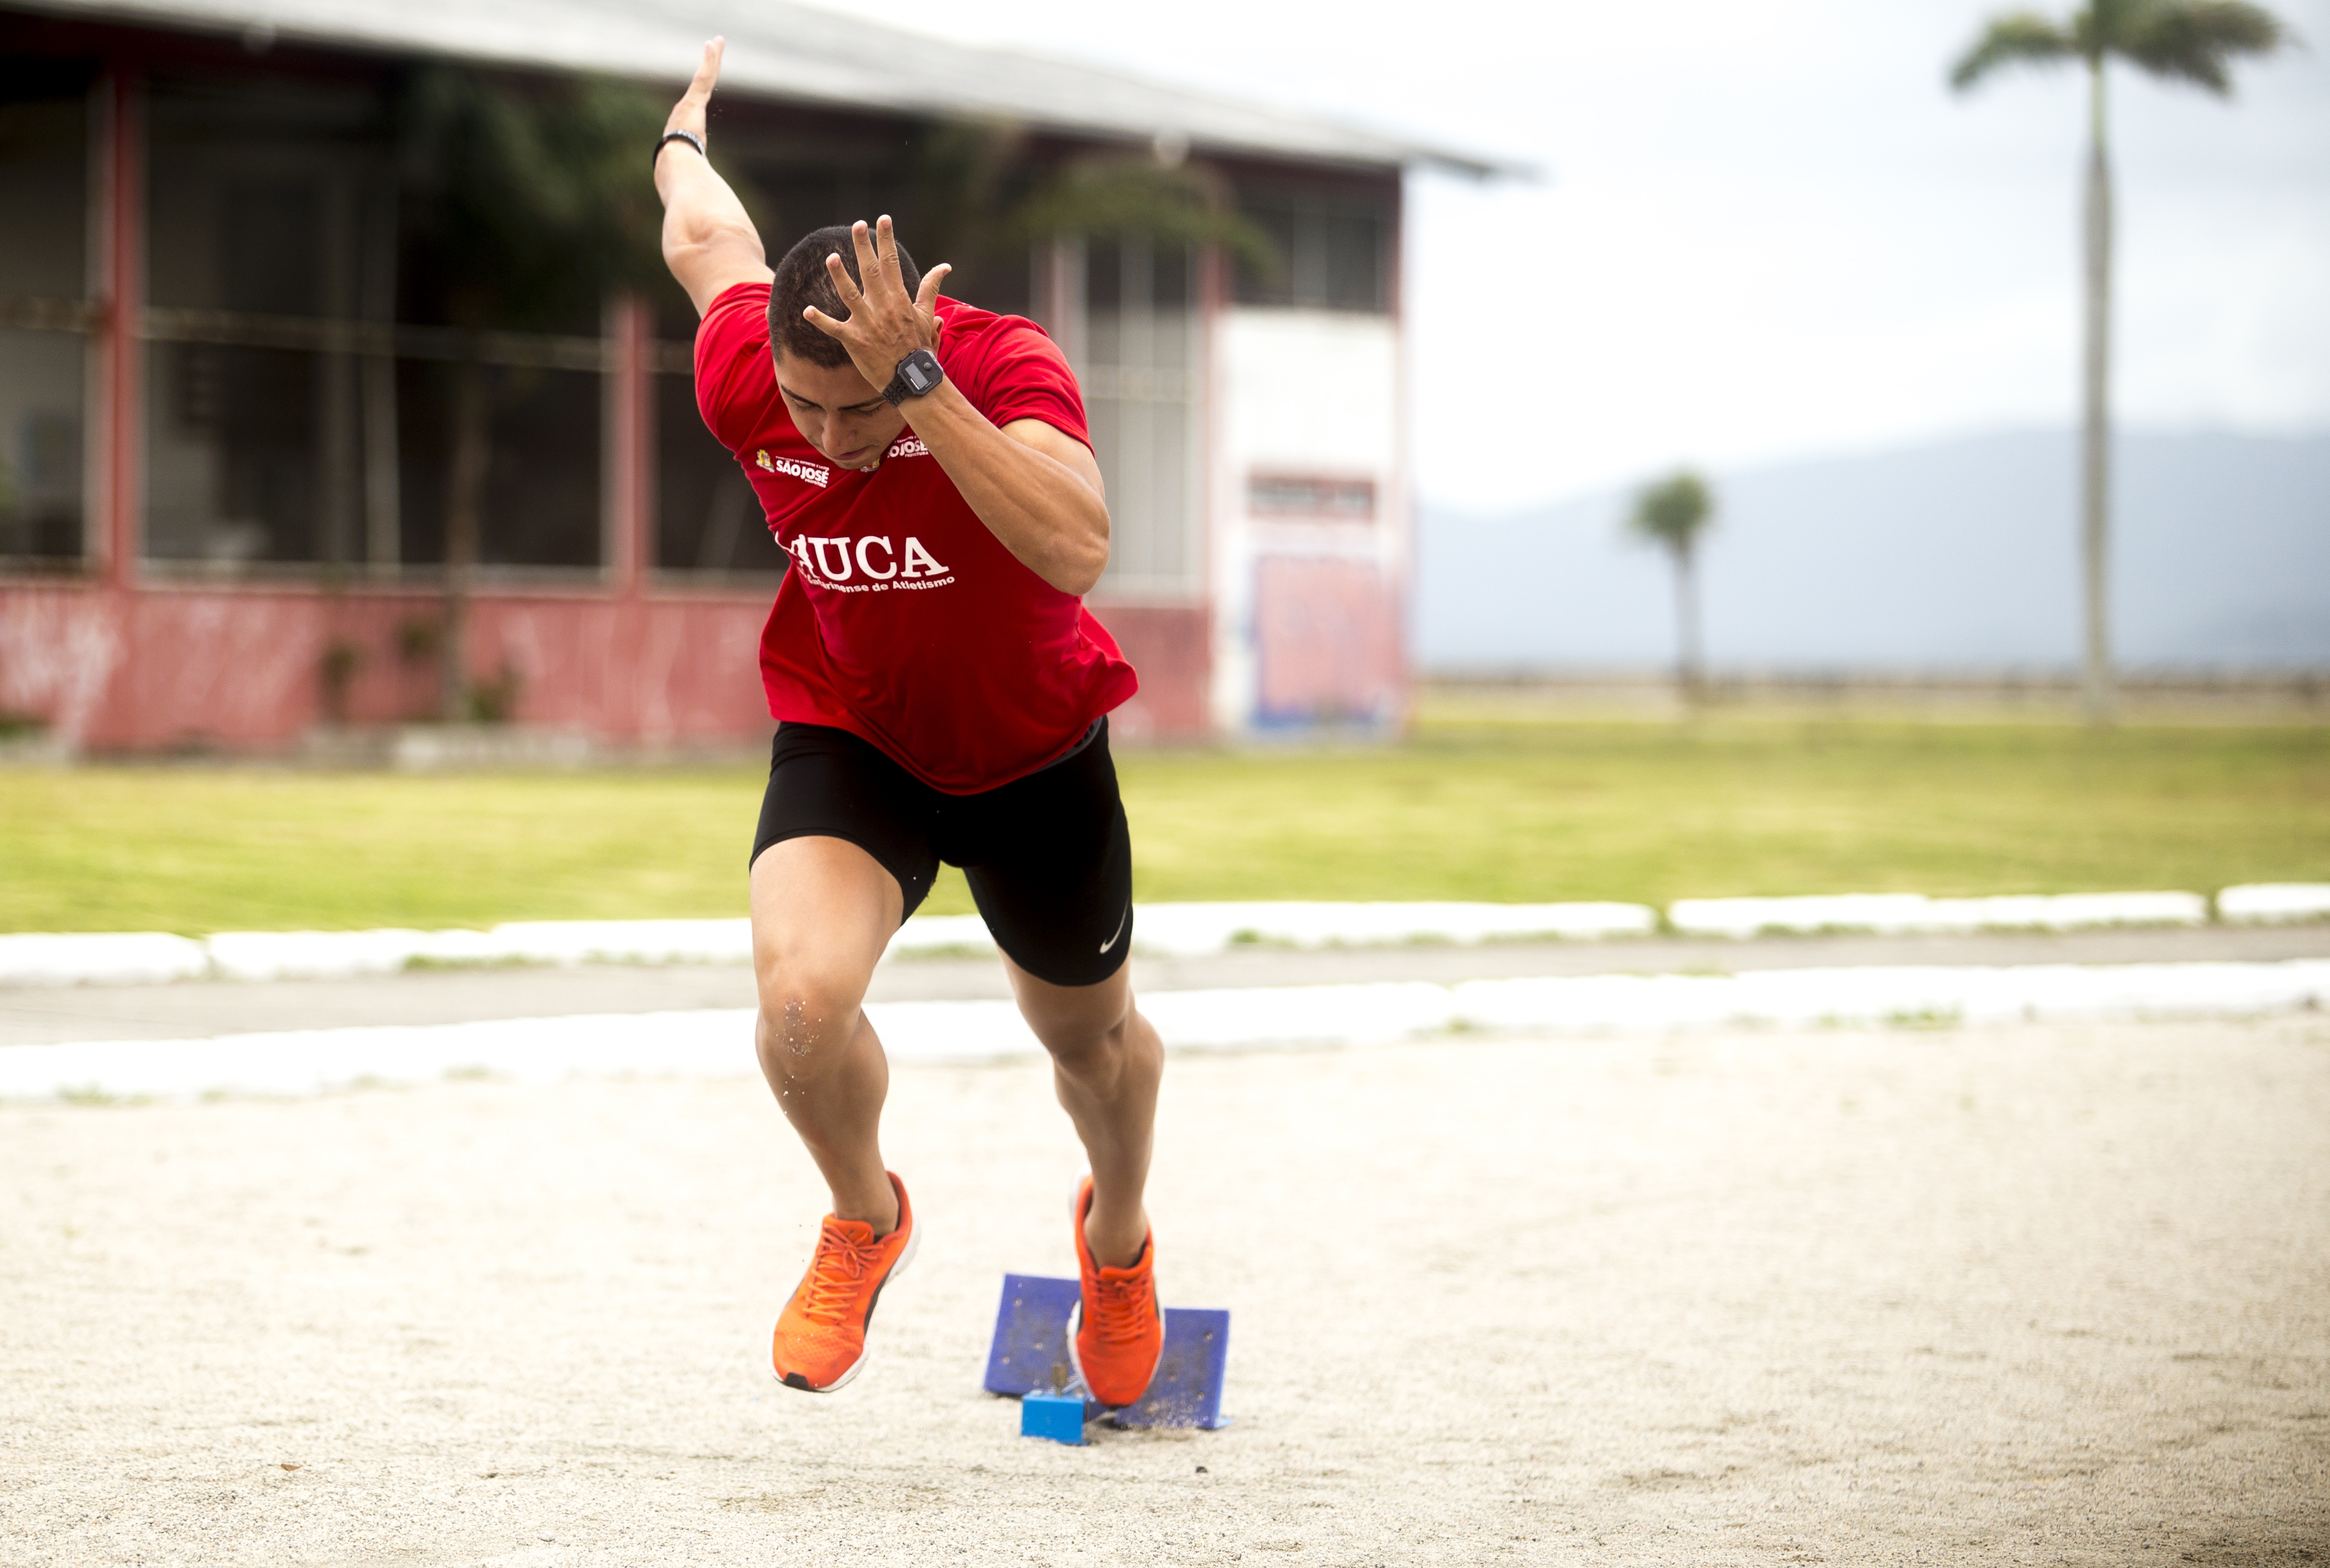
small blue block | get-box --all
[1021,1392,1087,1445]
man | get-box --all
[651,39,1168,1406]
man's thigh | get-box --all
[1003,949,1134,1048]
[749,723,937,1003]
[956,721,1134,991]
[749,835,901,1004]
[752,722,942,918]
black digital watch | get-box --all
[882,348,945,406]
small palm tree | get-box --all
[1951,0,2290,721]
[1626,470,1716,702]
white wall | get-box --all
[1208,307,1405,728]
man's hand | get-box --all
[664,37,723,146]
[802,217,953,397]
[804,219,1107,595]
[656,38,772,316]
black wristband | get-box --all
[653,129,705,175]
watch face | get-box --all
[904,353,940,392]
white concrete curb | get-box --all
[0,933,211,986]
[1667,891,2208,938]
[3,885,2319,989]
[1449,960,2330,1033]
[0,901,1660,986]
[1125,901,1657,955]
[6,960,2324,1103]
[201,921,758,980]
[2218,884,2330,925]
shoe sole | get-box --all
[771,1214,920,1394]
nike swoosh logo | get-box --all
[1098,904,1131,954]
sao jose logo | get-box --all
[757,449,829,488]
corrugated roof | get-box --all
[11,0,1518,176]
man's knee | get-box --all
[1006,959,1155,1083]
[1029,994,1145,1077]
[754,960,869,1077]
[1035,1011,1126,1068]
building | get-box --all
[0,0,1498,754]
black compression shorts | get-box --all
[750,718,1134,988]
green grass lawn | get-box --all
[2,711,2324,934]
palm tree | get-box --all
[1951,0,2290,721]
[1626,470,1716,702]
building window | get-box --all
[389,360,604,569]
[655,359,783,577]
[0,70,92,570]
[1248,474,1377,522]
[1232,188,1390,314]
[143,76,394,572]
[137,71,663,579]
[1041,236,1202,598]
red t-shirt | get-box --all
[694,283,1138,794]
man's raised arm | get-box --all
[655,39,774,316]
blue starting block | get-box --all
[1020,1391,1088,1444]
[983,1273,1231,1440]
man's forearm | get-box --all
[904,388,1111,596]
[657,154,762,273]
[793,216,1108,593]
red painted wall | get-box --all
[0,582,1210,754]
[1086,600,1211,743]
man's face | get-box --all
[773,352,908,471]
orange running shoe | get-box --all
[769,1172,917,1393]
[1066,1175,1164,1409]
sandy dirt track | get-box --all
[4,1018,2327,1565]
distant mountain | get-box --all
[1416,430,2330,673]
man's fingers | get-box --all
[875,215,902,285]
[668,37,722,139]
[850,221,885,295]
[914,263,952,316]
[801,306,848,341]
[823,251,864,309]
[691,37,724,94]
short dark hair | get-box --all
[767,224,922,369]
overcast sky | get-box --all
[805,0,2330,512]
